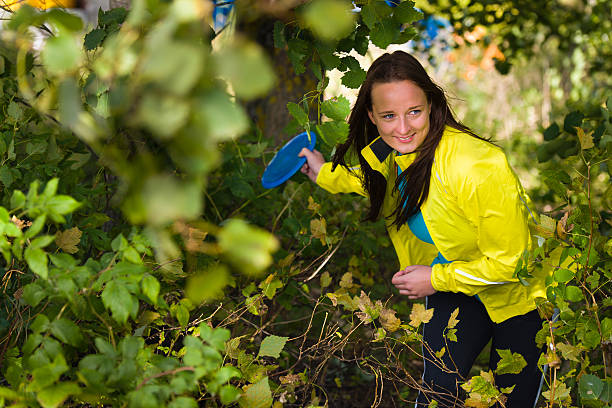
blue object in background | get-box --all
[212,0,234,32]
[419,15,451,50]
[262,131,317,189]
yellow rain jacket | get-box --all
[316,126,547,323]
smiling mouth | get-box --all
[396,135,414,142]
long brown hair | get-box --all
[331,51,487,229]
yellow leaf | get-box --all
[556,212,571,240]
[339,272,353,288]
[409,303,434,327]
[307,196,320,212]
[55,227,82,254]
[447,307,460,329]
[532,214,556,238]
[576,127,594,150]
[310,218,327,245]
[435,347,445,358]
[379,308,401,332]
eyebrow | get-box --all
[377,105,425,114]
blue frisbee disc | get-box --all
[262,131,317,189]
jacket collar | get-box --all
[361,136,418,175]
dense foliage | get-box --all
[0,0,609,407]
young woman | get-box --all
[299,51,547,407]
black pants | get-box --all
[415,291,545,408]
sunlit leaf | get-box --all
[495,349,527,375]
[300,0,355,41]
[379,308,401,332]
[576,127,595,150]
[214,39,275,100]
[239,377,272,408]
[41,34,82,75]
[409,303,433,327]
[185,265,229,304]
[218,219,279,275]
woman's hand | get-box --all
[299,148,325,182]
[392,265,436,299]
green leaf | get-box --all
[321,95,350,121]
[219,384,242,405]
[172,304,189,328]
[563,111,584,134]
[553,268,574,283]
[30,235,55,250]
[273,21,286,49]
[239,377,272,408]
[23,283,46,307]
[370,20,396,49]
[83,28,106,51]
[136,94,190,139]
[0,166,15,188]
[393,0,422,24]
[10,190,26,209]
[7,101,23,121]
[25,247,48,279]
[217,219,279,275]
[140,175,202,225]
[495,349,527,375]
[102,280,133,324]
[99,7,127,26]
[186,265,229,304]
[194,90,249,141]
[316,121,349,146]
[199,324,230,351]
[46,9,83,32]
[565,285,583,302]
[47,195,81,216]
[50,318,83,347]
[287,102,309,128]
[141,40,204,96]
[543,123,560,141]
[341,67,366,89]
[168,397,198,408]
[214,39,275,100]
[58,78,81,127]
[41,34,82,75]
[300,0,355,41]
[579,374,603,400]
[25,215,46,239]
[258,335,288,358]
[141,274,160,304]
[359,4,377,29]
[37,382,80,408]
[287,38,310,74]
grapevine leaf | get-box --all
[409,303,433,327]
[495,349,527,375]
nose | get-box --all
[397,116,410,134]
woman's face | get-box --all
[367,80,430,154]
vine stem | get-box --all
[136,366,195,390]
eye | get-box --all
[382,113,395,119]
[408,109,422,116]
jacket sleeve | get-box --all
[430,155,531,296]
[315,162,367,197]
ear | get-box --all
[367,110,375,124]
